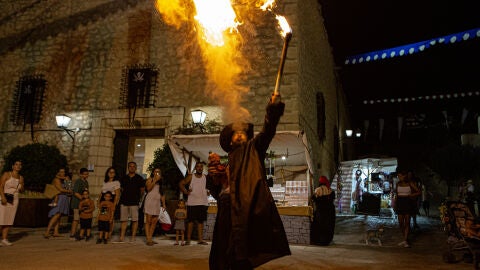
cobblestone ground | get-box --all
[0,211,475,270]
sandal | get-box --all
[43,234,50,239]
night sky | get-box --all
[318,0,480,139]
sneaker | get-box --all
[403,242,411,248]
[103,239,108,244]
[85,236,91,242]
[397,241,406,246]
[1,239,12,246]
[96,239,102,244]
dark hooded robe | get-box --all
[208,100,291,270]
[310,187,336,245]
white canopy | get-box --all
[168,131,313,176]
[336,157,398,177]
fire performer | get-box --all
[207,93,290,270]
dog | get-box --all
[364,225,384,246]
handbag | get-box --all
[44,184,60,199]
[158,207,172,231]
[4,182,20,204]
[4,193,14,204]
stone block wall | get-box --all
[203,213,311,245]
[0,0,347,193]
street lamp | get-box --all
[346,129,361,138]
[341,128,362,161]
[355,129,362,138]
[191,110,206,133]
[55,114,77,140]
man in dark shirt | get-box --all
[118,161,145,242]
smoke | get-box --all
[154,0,259,124]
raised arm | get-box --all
[254,94,285,153]
[179,174,193,196]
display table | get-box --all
[14,198,50,227]
[205,205,313,244]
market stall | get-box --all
[168,131,314,244]
[331,158,397,215]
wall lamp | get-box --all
[191,110,207,132]
[345,129,362,138]
[55,114,79,140]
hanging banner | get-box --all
[344,28,480,65]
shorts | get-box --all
[73,209,80,221]
[98,220,110,232]
[120,205,139,222]
[80,218,92,229]
[186,205,208,223]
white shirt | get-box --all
[101,180,121,195]
[187,174,209,206]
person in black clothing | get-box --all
[207,93,290,270]
[310,176,335,246]
[118,161,145,242]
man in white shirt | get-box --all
[179,162,209,245]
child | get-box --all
[77,189,95,241]
[97,191,115,244]
[174,199,187,246]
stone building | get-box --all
[0,0,350,195]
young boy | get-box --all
[77,189,95,241]
[97,191,115,244]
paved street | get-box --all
[0,214,473,270]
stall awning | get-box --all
[168,131,312,176]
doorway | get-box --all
[113,129,166,178]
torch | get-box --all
[273,15,292,96]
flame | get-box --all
[258,0,276,11]
[275,15,292,38]
[192,0,240,46]
[153,0,292,124]
[154,0,189,28]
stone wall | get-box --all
[0,1,347,193]
[203,213,311,245]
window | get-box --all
[120,65,158,108]
[316,92,325,141]
[10,75,46,127]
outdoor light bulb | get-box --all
[355,131,361,137]
[281,156,286,160]
[191,110,207,125]
[345,130,353,137]
[55,114,71,128]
